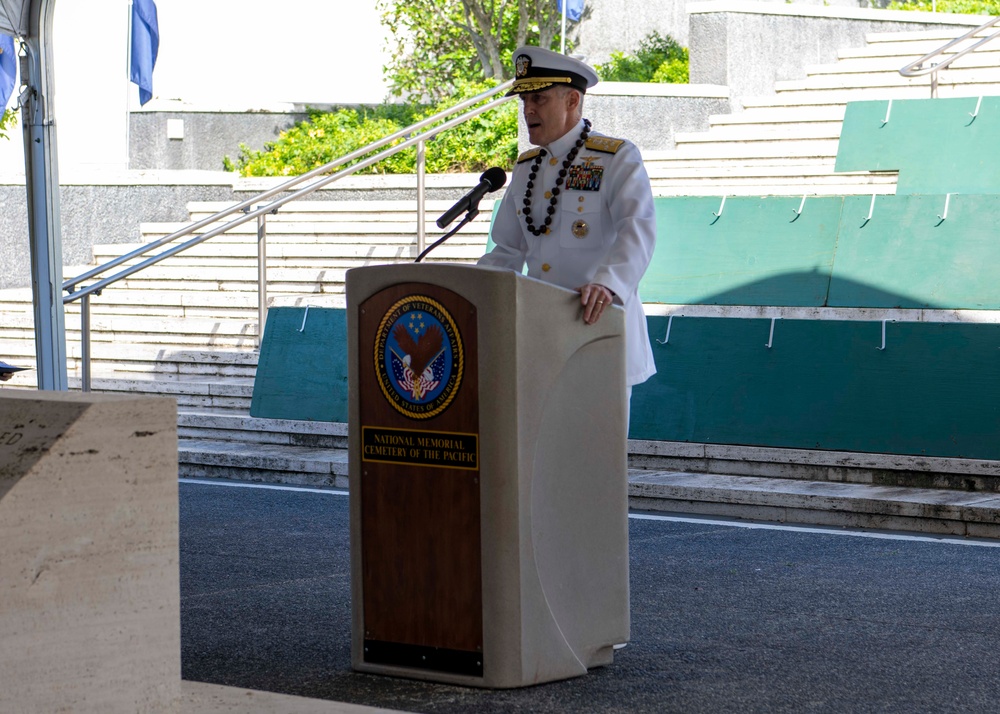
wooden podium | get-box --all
[346,263,629,688]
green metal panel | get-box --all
[631,316,1000,459]
[835,97,1000,194]
[484,201,500,254]
[641,196,842,306]
[249,307,349,422]
[830,194,1000,309]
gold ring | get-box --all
[597,300,604,305]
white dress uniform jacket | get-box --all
[478,119,657,386]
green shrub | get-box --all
[595,31,689,83]
[0,108,16,141]
[227,80,518,177]
[886,0,1000,12]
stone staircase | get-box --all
[0,199,493,413]
[5,26,1000,534]
[645,28,1000,196]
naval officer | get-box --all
[478,45,657,398]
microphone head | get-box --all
[480,167,507,191]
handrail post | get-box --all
[931,67,939,98]
[257,209,268,349]
[416,139,426,256]
[81,294,91,393]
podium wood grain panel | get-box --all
[358,282,482,654]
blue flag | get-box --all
[0,33,16,110]
[557,0,584,22]
[130,0,159,105]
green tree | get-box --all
[226,80,518,177]
[0,108,16,141]
[887,0,1000,11]
[377,0,583,101]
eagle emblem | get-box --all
[515,54,531,78]
[391,321,445,400]
[375,295,464,420]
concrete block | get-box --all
[0,391,180,713]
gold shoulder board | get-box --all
[517,148,542,164]
[585,136,626,154]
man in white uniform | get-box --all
[478,46,657,398]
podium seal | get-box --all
[374,295,465,420]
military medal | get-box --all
[566,158,604,191]
[572,220,589,238]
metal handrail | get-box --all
[63,80,514,296]
[899,16,1000,97]
[63,79,515,390]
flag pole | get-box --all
[561,1,567,54]
[125,0,133,168]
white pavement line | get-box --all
[179,478,348,496]
[630,512,1000,548]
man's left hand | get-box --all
[578,283,614,325]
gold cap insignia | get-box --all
[515,54,531,78]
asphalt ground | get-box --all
[180,480,1000,713]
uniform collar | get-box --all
[543,119,587,159]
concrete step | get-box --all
[775,66,1000,92]
[744,82,999,108]
[647,182,896,197]
[674,122,843,144]
[708,105,846,126]
[171,428,1000,537]
[628,471,1000,538]
[91,244,485,264]
[644,164,885,180]
[179,438,349,488]
[178,411,347,449]
[139,220,492,239]
[808,49,1000,75]
[643,139,841,161]
[84,376,254,411]
[843,31,1000,57]
[865,28,999,44]
[186,196,495,220]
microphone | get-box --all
[435,167,507,229]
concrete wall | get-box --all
[688,2,990,109]
[576,0,693,60]
[129,107,313,172]
[0,176,236,290]
[576,0,887,63]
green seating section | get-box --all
[250,307,349,422]
[253,97,1000,460]
[643,196,842,306]
[640,193,1000,310]
[835,97,1000,195]
[831,194,1000,308]
[630,317,1000,460]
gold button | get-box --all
[542,263,551,272]
[549,157,558,166]
[578,206,584,212]
[544,191,552,199]
[578,196,585,202]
